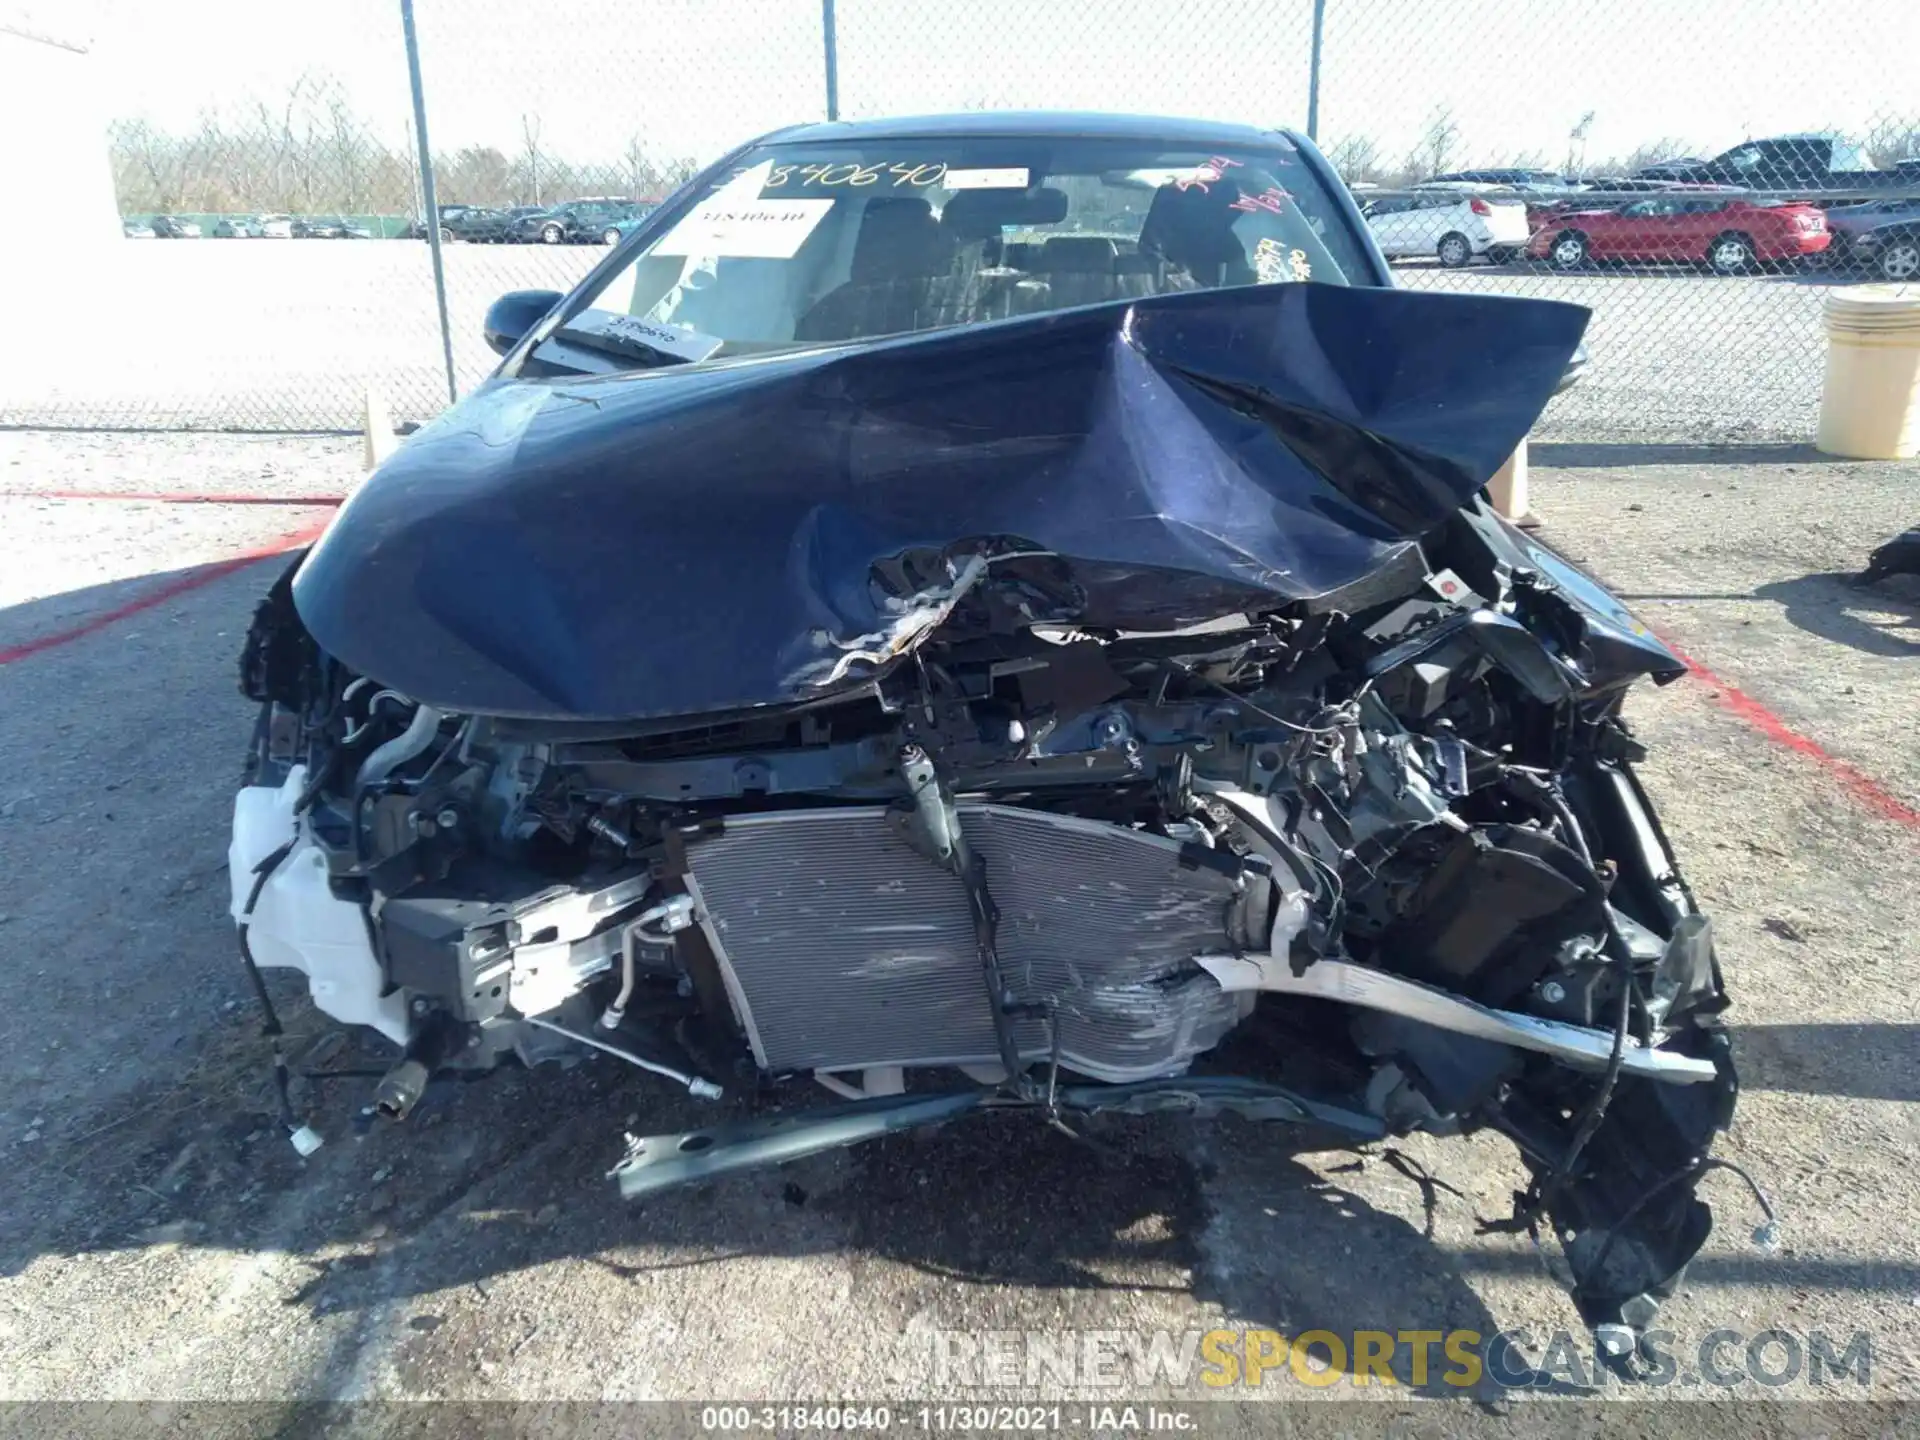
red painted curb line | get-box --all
[1660,635,1920,830]
[0,520,329,668]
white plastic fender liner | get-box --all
[1193,952,1718,1085]
[230,766,408,1044]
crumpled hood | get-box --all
[293,282,1589,720]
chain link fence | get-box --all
[6,0,1916,440]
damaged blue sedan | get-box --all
[231,113,1737,1360]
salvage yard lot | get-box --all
[4,242,1852,445]
[0,431,1916,1413]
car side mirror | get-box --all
[483,289,564,356]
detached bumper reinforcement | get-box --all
[611,1077,1384,1199]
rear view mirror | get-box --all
[939,186,1070,238]
[483,289,564,356]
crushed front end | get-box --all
[231,282,1738,1350]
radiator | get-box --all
[685,804,1251,1081]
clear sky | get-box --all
[70,0,1920,171]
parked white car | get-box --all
[1363,186,1532,267]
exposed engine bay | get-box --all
[230,282,1739,1356]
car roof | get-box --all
[762,110,1301,148]
[1414,180,1515,192]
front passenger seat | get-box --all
[1138,182,1256,289]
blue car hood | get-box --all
[294,282,1595,720]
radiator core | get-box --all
[684,804,1250,1080]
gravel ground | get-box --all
[1,242,1887,444]
[0,431,1916,1419]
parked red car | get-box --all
[1521,180,1738,233]
[1526,195,1830,273]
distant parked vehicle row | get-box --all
[121,202,657,243]
[1428,167,1573,194]
[214,214,293,238]
[1621,133,1917,279]
[418,198,656,245]
[124,213,374,239]
[1345,125,1915,277]
[290,215,374,239]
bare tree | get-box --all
[1565,111,1596,176]
[660,155,700,192]
[623,133,669,200]
[107,119,169,211]
[182,113,226,210]
[105,75,708,221]
[326,92,368,214]
[401,116,424,221]
[520,113,543,206]
[1403,108,1460,182]
[262,73,315,211]
[1324,133,1383,183]
[614,136,703,201]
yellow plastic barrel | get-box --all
[1816,285,1920,459]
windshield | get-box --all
[1830,138,1873,173]
[535,134,1367,372]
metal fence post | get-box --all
[822,0,840,121]
[401,0,458,408]
[1306,0,1326,140]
